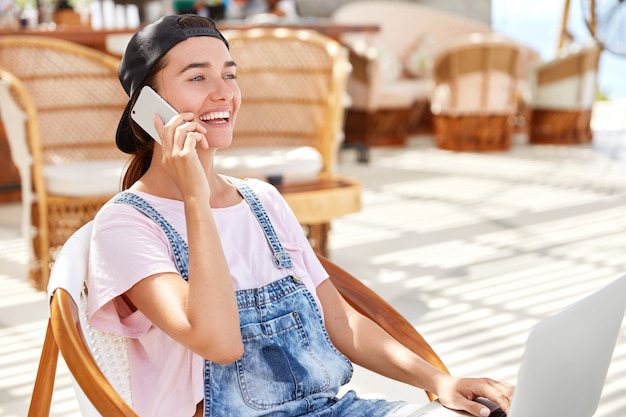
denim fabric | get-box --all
[228,177,293,269]
[113,192,189,280]
[206,275,357,417]
[114,182,412,417]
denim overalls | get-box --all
[114,178,407,417]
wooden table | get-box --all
[278,176,361,256]
[0,19,378,53]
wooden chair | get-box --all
[431,33,520,151]
[28,221,449,416]
[528,45,602,145]
[219,28,360,256]
[0,36,129,291]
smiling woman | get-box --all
[83,14,514,417]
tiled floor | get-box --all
[2,100,626,416]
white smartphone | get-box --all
[131,86,178,145]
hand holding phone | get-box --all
[131,86,178,145]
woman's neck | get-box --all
[131,167,242,208]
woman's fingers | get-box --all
[439,377,514,417]
[173,122,207,152]
[157,112,208,152]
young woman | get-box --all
[87,14,513,417]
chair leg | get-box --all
[29,200,50,292]
[341,141,370,164]
[28,319,59,417]
[303,223,331,257]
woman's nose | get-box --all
[209,79,235,102]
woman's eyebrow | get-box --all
[180,60,237,74]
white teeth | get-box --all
[200,111,229,121]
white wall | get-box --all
[295,0,491,23]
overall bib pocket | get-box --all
[237,310,331,408]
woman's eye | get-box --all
[191,75,205,82]
[224,73,237,80]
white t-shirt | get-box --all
[87,178,329,417]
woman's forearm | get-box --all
[184,194,242,362]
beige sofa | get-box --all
[331,1,540,160]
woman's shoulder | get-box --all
[239,178,290,209]
[243,177,280,196]
[93,191,181,235]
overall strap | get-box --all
[227,177,293,270]
[113,192,190,280]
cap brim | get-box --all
[115,100,136,154]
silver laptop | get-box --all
[409,274,626,417]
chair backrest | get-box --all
[221,28,350,177]
[28,221,137,417]
[0,36,127,162]
[530,45,602,110]
[431,32,520,116]
[0,36,128,166]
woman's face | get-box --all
[154,36,241,149]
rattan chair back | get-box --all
[431,33,520,151]
[528,45,602,144]
[532,45,601,110]
[0,36,128,289]
[0,36,126,164]
[222,28,350,176]
[433,33,520,115]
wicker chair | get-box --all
[431,33,520,152]
[28,221,449,416]
[528,45,602,145]
[0,36,128,291]
[219,28,360,255]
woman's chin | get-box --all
[206,134,233,149]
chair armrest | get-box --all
[343,41,377,84]
[317,254,449,401]
[342,40,382,111]
[27,320,59,417]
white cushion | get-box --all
[44,160,126,197]
[215,146,322,182]
[532,72,597,110]
[378,78,434,108]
